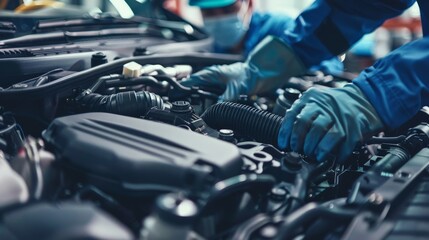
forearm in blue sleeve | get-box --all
[280,0,415,68]
[354,37,429,129]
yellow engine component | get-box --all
[15,0,64,13]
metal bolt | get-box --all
[270,187,287,202]
[219,129,236,143]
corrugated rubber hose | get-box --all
[77,91,164,117]
[201,102,283,146]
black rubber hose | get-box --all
[367,135,406,144]
[201,102,283,146]
[77,90,164,117]
[275,203,356,240]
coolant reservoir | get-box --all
[142,193,198,240]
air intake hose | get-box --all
[77,91,164,117]
[201,102,283,146]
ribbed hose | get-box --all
[77,91,164,117]
[201,102,283,146]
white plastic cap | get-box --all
[122,61,143,78]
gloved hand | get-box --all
[180,36,307,101]
[278,84,384,163]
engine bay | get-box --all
[0,12,428,240]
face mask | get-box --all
[203,1,250,49]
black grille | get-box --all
[0,46,93,58]
[0,49,33,58]
[385,176,429,240]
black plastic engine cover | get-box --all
[42,113,242,194]
[0,203,133,240]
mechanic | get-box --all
[183,0,429,163]
[189,0,343,74]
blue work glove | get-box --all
[278,84,384,163]
[181,36,307,101]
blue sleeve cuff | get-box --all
[353,70,414,129]
[279,0,413,68]
[353,37,429,129]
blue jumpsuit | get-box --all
[280,0,428,129]
[214,12,344,74]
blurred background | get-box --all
[1,0,422,74]
[163,0,422,74]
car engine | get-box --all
[0,10,428,240]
